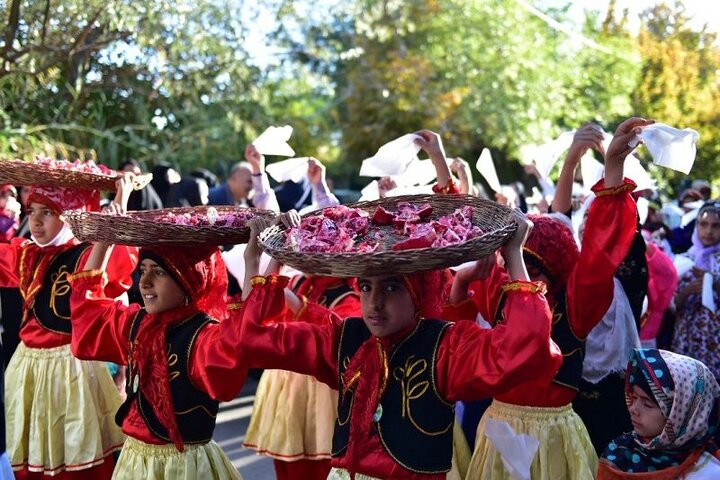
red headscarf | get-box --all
[523,214,579,296]
[19,185,100,312]
[133,244,228,451]
[402,268,453,319]
[26,185,100,213]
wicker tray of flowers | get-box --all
[259,194,516,277]
[65,206,277,246]
[0,158,151,191]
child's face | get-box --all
[138,259,186,314]
[358,275,416,338]
[697,210,720,247]
[628,385,666,439]
[27,202,64,244]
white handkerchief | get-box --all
[476,148,501,192]
[530,131,575,179]
[397,159,440,187]
[265,157,309,183]
[359,180,380,201]
[484,418,539,480]
[252,125,296,157]
[580,154,604,193]
[359,134,422,177]
[702,273,716,312]
[637,196,649,225]
[638,123,700,175]
[390,184,434,196]
[624,155,657,191]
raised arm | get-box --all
[246,144,280,212]
[438,212,561,401]
[551,123,604,215]
[414,129,455,192]
[307,158,340,209]
[566,117,654,338]
[69,268,139,364]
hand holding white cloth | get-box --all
[483,418,539,480]
[252,125,295,157]
[359,134,422,177]
[265,157,309,183]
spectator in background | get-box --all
[190,168,220,189]
[208,145,279,211]
[177,176,210,207]
[692,179,713,200]
[672,201,720,380]
[119,160,163,211]
[0,185,20,242]
[274,178,314,213]
[669,188,705,254]
[150,162,183,208]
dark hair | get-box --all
[118,159,141,171]
[698,201,720,218]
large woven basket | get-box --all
[0,158,152,191]
[64,206,276,246]
[259,194,517,277]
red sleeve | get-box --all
[437,281,561,402]
[295,291,361,326]
[442,261,508,324]
[433,178,460,194]
[567,178,638,339]
[68,269,140,364]
[77,245,138,299]
[237,275,341,388]
[0,238,25,288]
[188,310,250,402]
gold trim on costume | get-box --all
[175,404,217,419]
[68,269,104,281]
[501,280,547,295]
[593,182,634,197]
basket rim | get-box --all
[0,158,151,191]
[258,194,516,276]
[64,205,277,246]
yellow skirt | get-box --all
[243,369,337,461]
[5,342,125,474]
[113,437,241,480]
[466,400,597,480]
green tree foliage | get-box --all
[1,0,718,192]
[274,0,639,188]
[0,0,320,176]
[632,1,720,194]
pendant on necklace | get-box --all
[372,403,383,422]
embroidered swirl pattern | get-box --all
[392,355,451,436]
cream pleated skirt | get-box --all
[466,400,597,480]
[243,369,338,461]
[113,437,241,479]
[5,342,125,474]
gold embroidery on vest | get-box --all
[49,265,72,318]
[167,346,180,381]
[393,355,452,436]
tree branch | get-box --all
[1,0,22,67]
